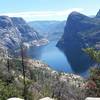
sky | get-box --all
[0,0,100,21]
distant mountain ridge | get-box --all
[28,21,66,40]
[57,10,100,73]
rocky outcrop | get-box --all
[7,98,24,100]
[39,97,54,100]
[57,10,100,73]
[0,16,40,51]
[96,9,100,18]
[11,17,40,42]
[85,97,100,100]
[29,21,66,41]
[0,16,21,49]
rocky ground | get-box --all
[0,51,86,100]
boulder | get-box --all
[39,97,54,100]
[85,97,100,100]
[7,97,24,100]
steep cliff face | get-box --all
[11,17,40,42]
[57,10,100,73]
[0,16,40,50]
[96,9,100,18]
[0,16,21,49]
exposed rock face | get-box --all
[39,97,54,100]
[85,97,100,100]
[0,16,40,51]
[7,98,24,100]
[11,17,40,42]
[96,9,100,18]
[0,16,21,49]
[57,10,100,73]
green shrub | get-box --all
[84,48,100,97]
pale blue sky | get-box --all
[0,0,100,21]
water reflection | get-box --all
[27,41,91,77]
[28,41,72,73]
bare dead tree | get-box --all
[20,42,27,100]
[7,51,10,72]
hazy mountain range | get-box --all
[29,21,66,40]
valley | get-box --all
[57,10,100,73]
[0,7,100,99]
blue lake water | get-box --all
[27,41,89,77]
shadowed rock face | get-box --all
[0,16,40,50]
[57,10,100,73]
[0,16,13,28]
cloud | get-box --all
[0,8,84,21]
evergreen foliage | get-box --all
[84,48,100,97]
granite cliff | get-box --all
[57,10,100,73]
[0,16,40,51]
